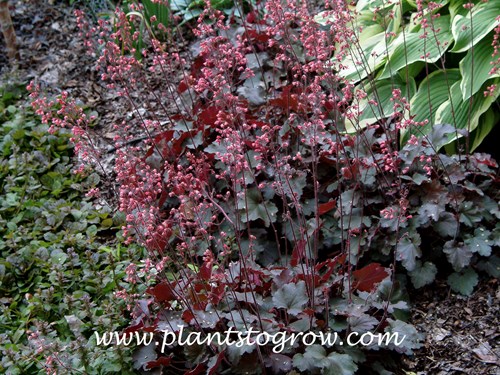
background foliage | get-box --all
[316,0,500,151]
[0,85,142,374]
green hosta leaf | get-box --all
[356,0,397,12]
[340,30,387,82]
[403,69,461,144]
[443,240,473,271]
[451,0,500,53]
[447,268,479,295]
[469,108,497,152]
[396,235,421,271]
[433,78,500,145]
[407,0,450,11]
[448,0,473,19]
[460,33,500,100]
[323,3,402,82]
[379,15,453,79]
[345,75,416,132]
[237,188,278,227]
[272,280,309,316]
[409,261,437,288]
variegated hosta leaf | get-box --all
[345,74,416,132]
[468,108,497,152]
[403,69,461,144]
[340,31,388,83]
[451,0,500,53]
[379,15,453,80]
[460,33,500,101]
[434,78,500,145]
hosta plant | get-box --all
[315,0,500,151]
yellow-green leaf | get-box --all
[460,33,500,100]
[451,0,500,53]
[403,69,461,143]
[379,15,453,79]
[434,78,500,145]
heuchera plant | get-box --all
[28,0,499,373]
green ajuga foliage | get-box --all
[316,0,500,151]
[0,94,144,374]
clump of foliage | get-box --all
[130,255,418,373]
[171,0,253,25]
[0,87,144,374]
[316,0,500,151]
[122,0,171,39]
[30,0,500,373]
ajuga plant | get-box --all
[28,0,499,373]
[0,87,143,374]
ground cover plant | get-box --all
[9,0,500,373]
[0,84,145,374]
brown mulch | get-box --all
[1,1,499,374]
[401,278,499,374]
